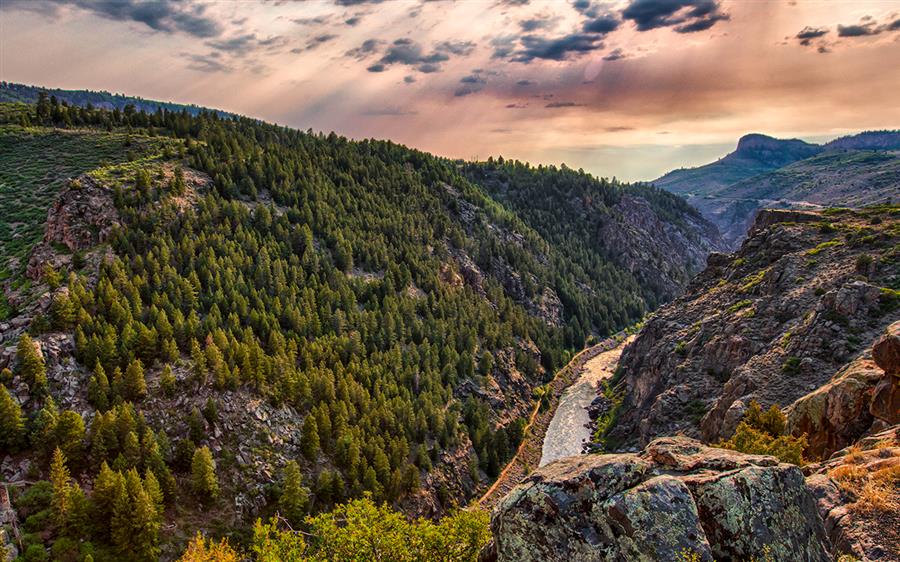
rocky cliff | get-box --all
[607,206,900,451]
[488,437,830,562]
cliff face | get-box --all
[608,207,900,450]
[599,194,725,305]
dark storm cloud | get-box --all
[512,32,605,62]
[621,0,729,34]
[9,0,224,38]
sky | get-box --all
[1,0,900,181]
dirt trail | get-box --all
[539,336,632,467]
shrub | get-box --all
[718,401,807,465]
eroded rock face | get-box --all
[871,325,900,426]
[608,207,900,448]
[490,437,830,562]
[26,175,120,280]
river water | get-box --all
[539,337,631,467]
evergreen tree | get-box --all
[0,385,25,450]
[160,364,176,397]
[191,446,219,502]
[300,415,320,461]
[279,460,308,525]
[17,334,47,395]
[88,361,110,411]
[54,410,86,467]
[50,447,72,529]
[124,358,147,401]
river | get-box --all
[539,337,632,467]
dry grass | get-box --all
[830,448,900,515]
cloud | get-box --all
[362,106,417,116]
[292,15,331,26]
[605,126,633,132]
[520,15,560,32]
[505,103,527,109]
[16,0,224,38]
[346,38,384,59]
[795,26,829,46]
[305,34,338,50]
[435,40,476,56]
[545,101,582,108]
[366,38,472,73]
[184,52,231,73]
[455,73,487,96]
[404,75,416,83]
[512,32,605,62]
[602,47,627,61]
[516,79,534,86]
[837,22,878,37]
[622,0,729,34]
[345,16,361,26]
[207,33,290,57]
[582,15,620,34]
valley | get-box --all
[0,92,897,562]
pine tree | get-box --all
[0,385,25,450]
[160,364,176,397]
[191,446,219,502]
[124,358,147,401]
[300,415,320,461]
[17,334,47,395]
[279,460,308,525]
[54,410,86,468]
[50,447,72,529]
[88,361,110,411]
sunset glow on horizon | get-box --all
[2,0,899,181]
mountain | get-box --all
[0,81,234,118]
[0,95,720,559]
[653,131,900,247]
[653,133,824,196]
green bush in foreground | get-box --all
[718,401,807,465]
[179,495,490,562]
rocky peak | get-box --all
[727,134,822,167]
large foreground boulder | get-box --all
[489,437,830,562]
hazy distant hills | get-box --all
[0,81,233,118]
[653,130,900,246]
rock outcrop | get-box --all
[26,175,120,280]
[608,206,900,448]
[489,437,830,562]
[787,321,900,458]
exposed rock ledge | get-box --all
[487,437,829,562]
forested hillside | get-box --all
[0,93,714,560]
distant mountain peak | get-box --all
[727,133,821,166]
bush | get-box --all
[718,401,807,465]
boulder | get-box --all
[490,437,830,562]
